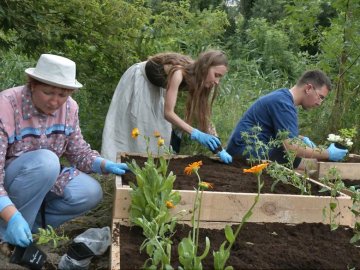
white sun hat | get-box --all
[25,54,83,89]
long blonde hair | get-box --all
[149,50,228,133]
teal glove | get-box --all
[4,211,32,247]
[104,160,129,175]
[218,149,232,164]
[191,128,221,151]
[302,136,316,148]
[327,143,348,161]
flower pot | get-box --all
[334,142,347,150]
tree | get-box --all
[281,0,360,150]
[0,0,229,150]
[251,0,287,24]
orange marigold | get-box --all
[165,200,174,209]
[243,163,269,174]
[184,161,203,175]
[131,128,140,139]
[154,131,161,138]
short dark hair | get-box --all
[26,76,74,93]
[297,70,332,91]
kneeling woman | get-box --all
[0,54,129,248]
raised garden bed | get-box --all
[316,154,360,180]
[110,153,355,270]
[115,222,360,270]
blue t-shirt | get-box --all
[227,88,299,163]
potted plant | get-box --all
[327,128,357,150]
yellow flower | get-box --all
[165,200,174,209]
[199,181,214,190]
[184,161,203,175]
[157,137,165,146]
[243,163,269,174]
[131,128,140,139]
[154,131,161,138]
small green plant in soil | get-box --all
[212,162,266,270]
[240,125,284,165]
[327,127,357,150]
[318,167,360,243]
[346,183,360,244]
[127,128,182,269]
[178,160,212,270]
[242,127,312,194]
[318,167,347,231]
[33,225,69,248]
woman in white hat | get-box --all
[0,54,129,248]
[101,50,232,163]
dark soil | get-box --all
[346,156,360,163]
[117,154,360,269]
[121,154,329,196]
[342,179,360,190]
[118,222,360,270]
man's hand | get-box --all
[327,143,348,161]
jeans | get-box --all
[0,149,103,237]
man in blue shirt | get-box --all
[226,70,348,168]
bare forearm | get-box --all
[283,140,329,160]
[164,111,193,134]
[0,205,17,223]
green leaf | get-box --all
[224,225,235,243]
[350,233,360,244]
[330,202,337,211]
[199,236,210,260]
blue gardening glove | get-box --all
[104,160,129,175]
[327,143,348,161]
[190,128,221,151]
[302,136,316,148]
[4,211,32,247]
[218,149,232,164]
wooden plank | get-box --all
[317,154,360,180]
[113,185,353,226]
[110,219,120,270]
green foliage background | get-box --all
[1,0,359,154]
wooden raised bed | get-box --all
[110,153,354,270]
[316,154,360,180]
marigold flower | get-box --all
[199,181,214,190]
[243,163,269,174]
[157,137,165,147]
[165,200,174,209]
[131,128,140,139]
[184,161,203,175]
[154,131,161,138]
